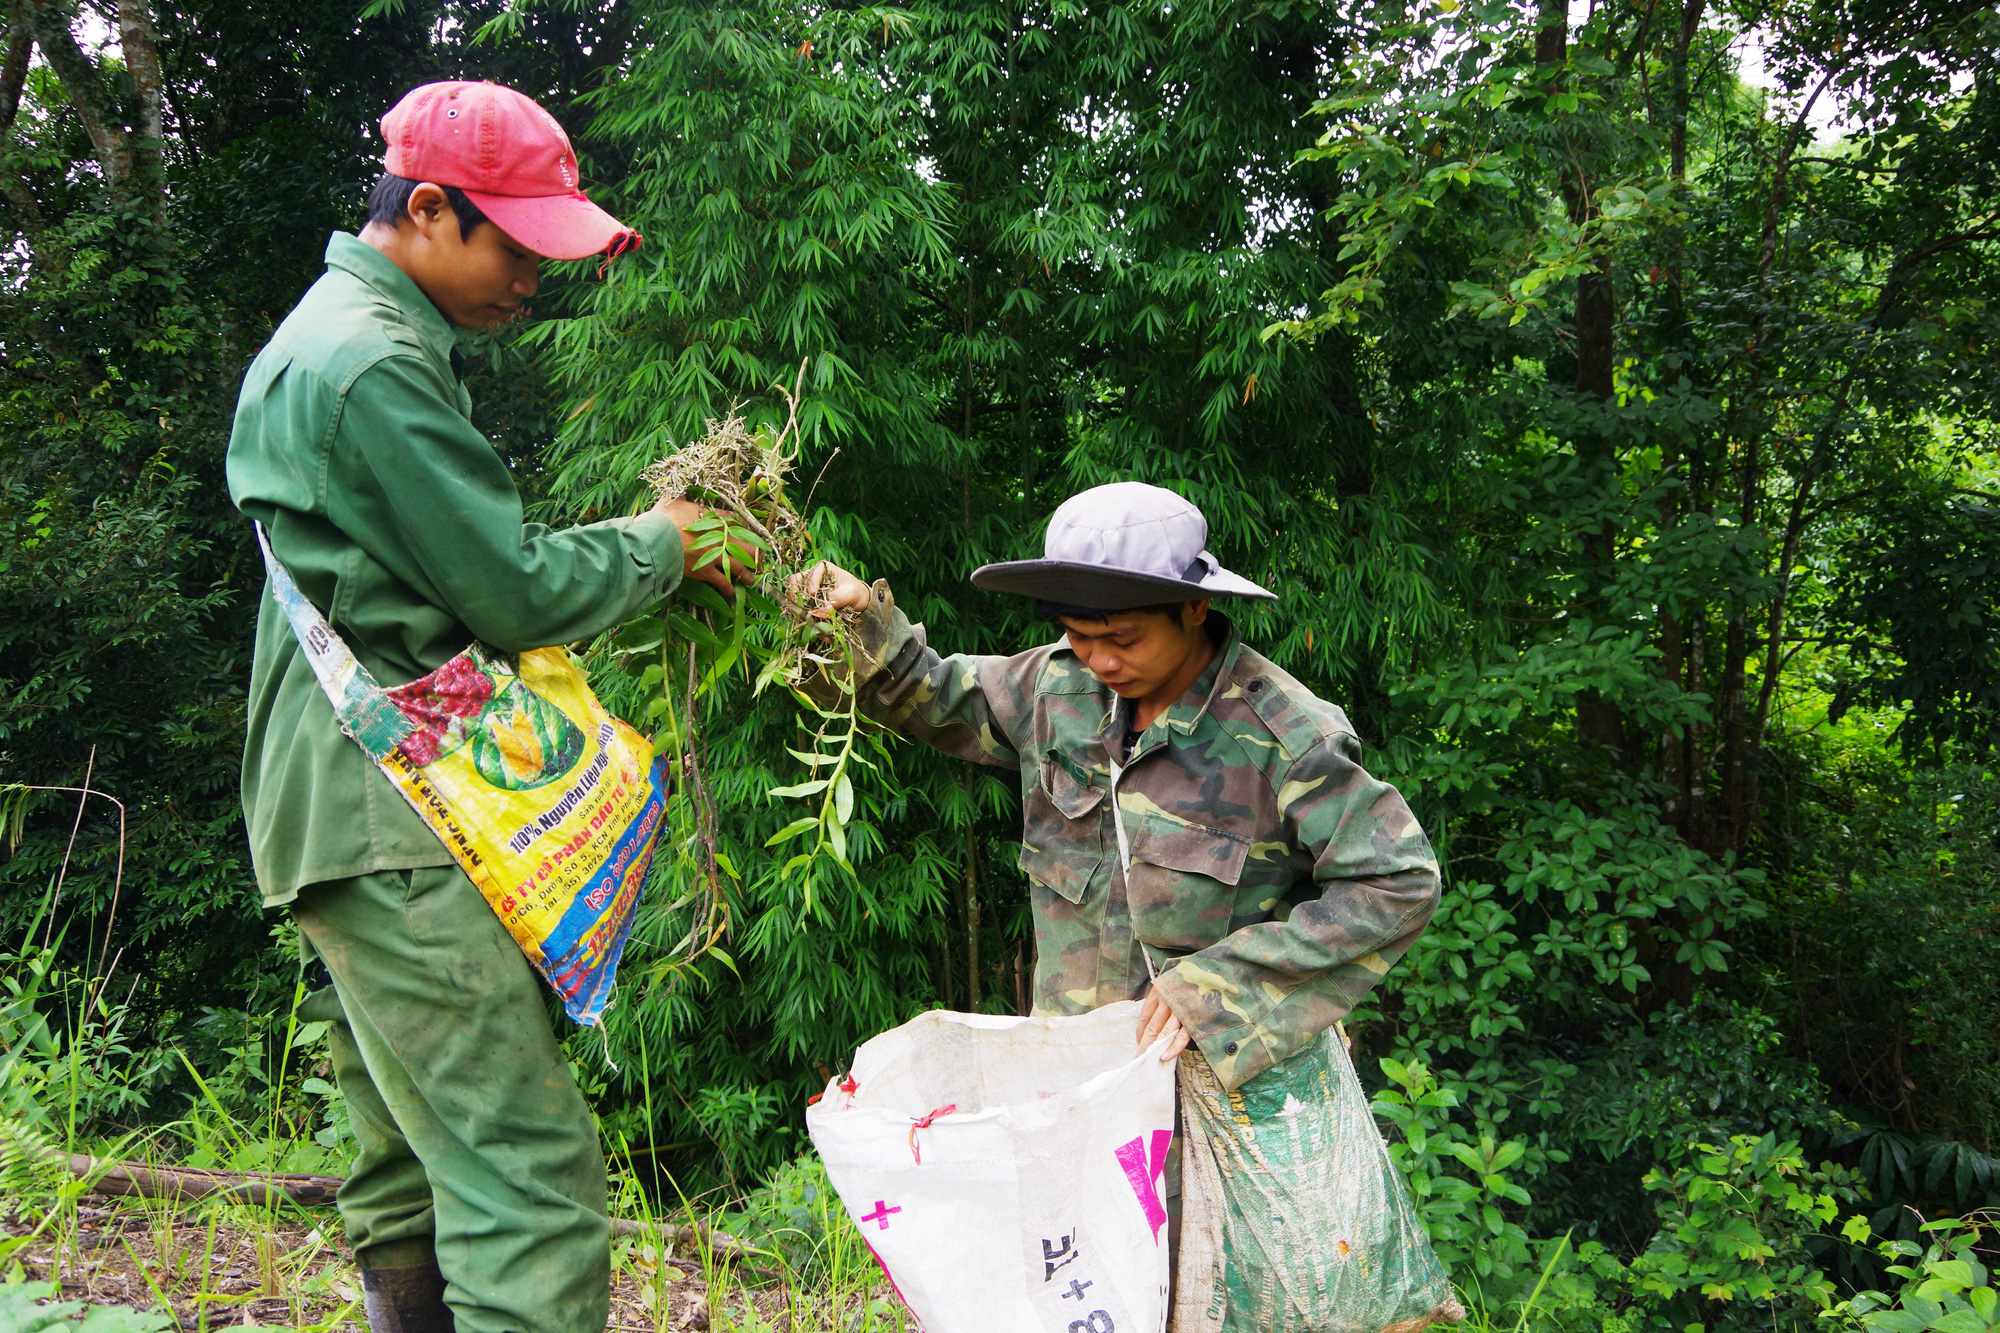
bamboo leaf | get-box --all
[667,612,721,652]
[765,818,821,847]
[677,581,734,618]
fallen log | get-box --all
[607,1218,758,1258]
[69,1154,343,1207]
[60,1153,754,1263]
[608,1219,783,1283]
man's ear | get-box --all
[405,182,455,242]
[1185,598,1211,629]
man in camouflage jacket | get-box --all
[802,482,1439,1091]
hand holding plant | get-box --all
[596,369,895,984]
[651,494,760,599]
[790,560,871,615]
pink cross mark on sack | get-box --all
[1114,1130,1172,1243]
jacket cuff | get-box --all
[620,510,685,593]
[1190,1019,1281,1091]
[1152,964,1283,1092]
[795,579,908,705]
[849,580,905,678]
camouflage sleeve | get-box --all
[1149,732,1440,1090]
[795,578,1033,769]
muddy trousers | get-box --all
[293,866,610,1333]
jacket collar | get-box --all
[1100,613,1242,756]
[1159,613,1240,737]
[323,232,458,371]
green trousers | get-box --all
[293,866,610,1333]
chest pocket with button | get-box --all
[1123,816,1252,951]
[1018,754,1106,903]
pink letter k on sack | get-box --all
[1114,1131,1172,1242]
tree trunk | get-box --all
[18,0,169,227]
[0,5,26,132]
[1542,0,1626,758]
[2,3,46,235]
[1574,271,1616,404]
[1668,0,1704,183]
[1682,608,1714,847]
[1658,603,1687,821]
[116,0,166,218]
[23,0,133,186]
[1713,608,1751,853]
[1535,0,1567,67]
[58,1153,343,1207]
[1653,0,1707,826]
[1704,65,1844,856]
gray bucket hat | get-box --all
[970,482,1277,609]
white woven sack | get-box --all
[807,1002,1176,1333]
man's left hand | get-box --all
[1136,987,1191,1061]
[790,559,872,615]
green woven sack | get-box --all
[1172,1026,1466,1333]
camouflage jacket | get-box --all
[811,582,1441,1090]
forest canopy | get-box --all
[2,0,1997,1328]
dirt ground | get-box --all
[5,1204,800,1332]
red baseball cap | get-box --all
[380,81,640,262]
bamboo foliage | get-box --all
[535,0,2000,1207]
[535,0,1503,1173]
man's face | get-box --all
[1057,602,1211,700]
[398,185,541,330]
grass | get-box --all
[3,891,1517,1333]
[1,923,902,1333]
[4,1135,905,1333]
[5,1196,357,1331]
[605,1157,909,1333]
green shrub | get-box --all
[1824,1215,2000,1333]
[1626,1135,1866,1329]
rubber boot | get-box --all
[361,1262,455,1333]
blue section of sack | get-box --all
[542,752,671,1025]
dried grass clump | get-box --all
[640,370,819,603]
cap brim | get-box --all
[460,188,639,262]
[970,560,1277,608]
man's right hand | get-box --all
[653,496,758,598]
[792,560,871,615]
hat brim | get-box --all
[970,560,1277,609]
[461,188,639,262]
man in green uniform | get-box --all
[801,479,1439,1087]
[228,82,743,1333]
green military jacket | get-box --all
[830,583,1441,1090]
[227,232,685,907]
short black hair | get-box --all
[365,172,490,239]
[1037,600,1191,623]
